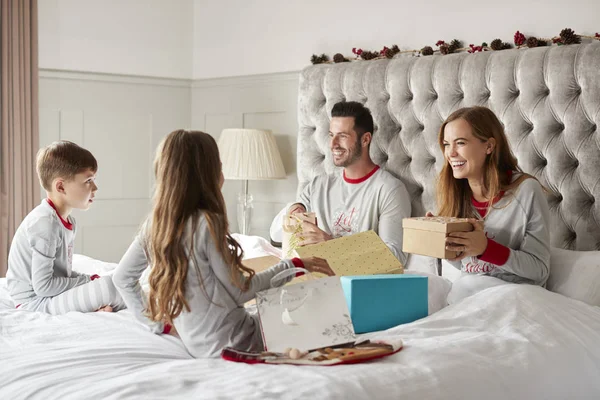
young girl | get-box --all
[434,106,551,303]
[113,130,334,358]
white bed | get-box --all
[2,234,600,400]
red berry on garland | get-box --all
[596,33,600,38]
[514,31,526,46]
[357,49,363,55]
[352,48,356,54]
[436,40,445,47]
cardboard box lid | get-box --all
[402,217,474,233]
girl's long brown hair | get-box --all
[145,130,255,323]
[436,106,535,218]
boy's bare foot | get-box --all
[95,305,113,312]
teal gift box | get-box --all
[340,275,428,334]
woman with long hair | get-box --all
[435,107,550,302]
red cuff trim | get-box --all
[343,165,380,184]
[478,238,510,266]
[163,323,172,334]
[292,258,305,277]
[90,274,100,281]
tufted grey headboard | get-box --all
[297,43,600,251]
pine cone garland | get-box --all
[560,28,581,44]
[514,31,526,46]
[333,53,349,63]
[360,50,379,60]
[490,39,503,50]
[502,42,512,50]
[421,46,434,56]
[310,54,329,64]
[536,39,547,47]
[383,45,400,59]
[526,36,539,48]
[449,39,462,53]
[439,44,450,55]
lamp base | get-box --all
[237,193,253,235]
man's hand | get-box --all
[445,219,487,261]
[298,220,332,246]
[288,203,306,214]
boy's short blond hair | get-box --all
[36,141,98,191]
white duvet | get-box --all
[1,237,600,399]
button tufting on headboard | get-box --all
[298,43,600,250]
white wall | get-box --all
[39,71,191,262]
[192,0,600,79]
[39,0,600,79]
[39,0,194,79]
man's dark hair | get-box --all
[331,101,374,138]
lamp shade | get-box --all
[218,129,286,180]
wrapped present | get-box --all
[402,217,474,259]
[281,212,316,259]
[341,275,428,334]
[295,230,403,276]
[256,268,355,353]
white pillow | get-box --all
[547,247,600,306]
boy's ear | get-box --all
[54,178,66,194]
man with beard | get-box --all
[288,101,411,265]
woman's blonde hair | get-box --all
[436,106,535,217]
[145,129,255,323]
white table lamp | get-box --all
[217,128,286,235]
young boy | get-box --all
[6,141,125,314]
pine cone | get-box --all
[448,39,462,53]
[502,42,512,50]
[526,36,540,48]
[490,39,504,51]
[310,54,329,64]
[420,46,434,56]
[333,53,348,63]
[560,28,581,44]
[439,44,450,55]
[384,44,400,59]
[360,50,379,60]
[536,39,548,47]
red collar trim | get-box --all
[46,199,73,230]
[471,170,513,209]
[343,165,380,184]
[472,192,505,209]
